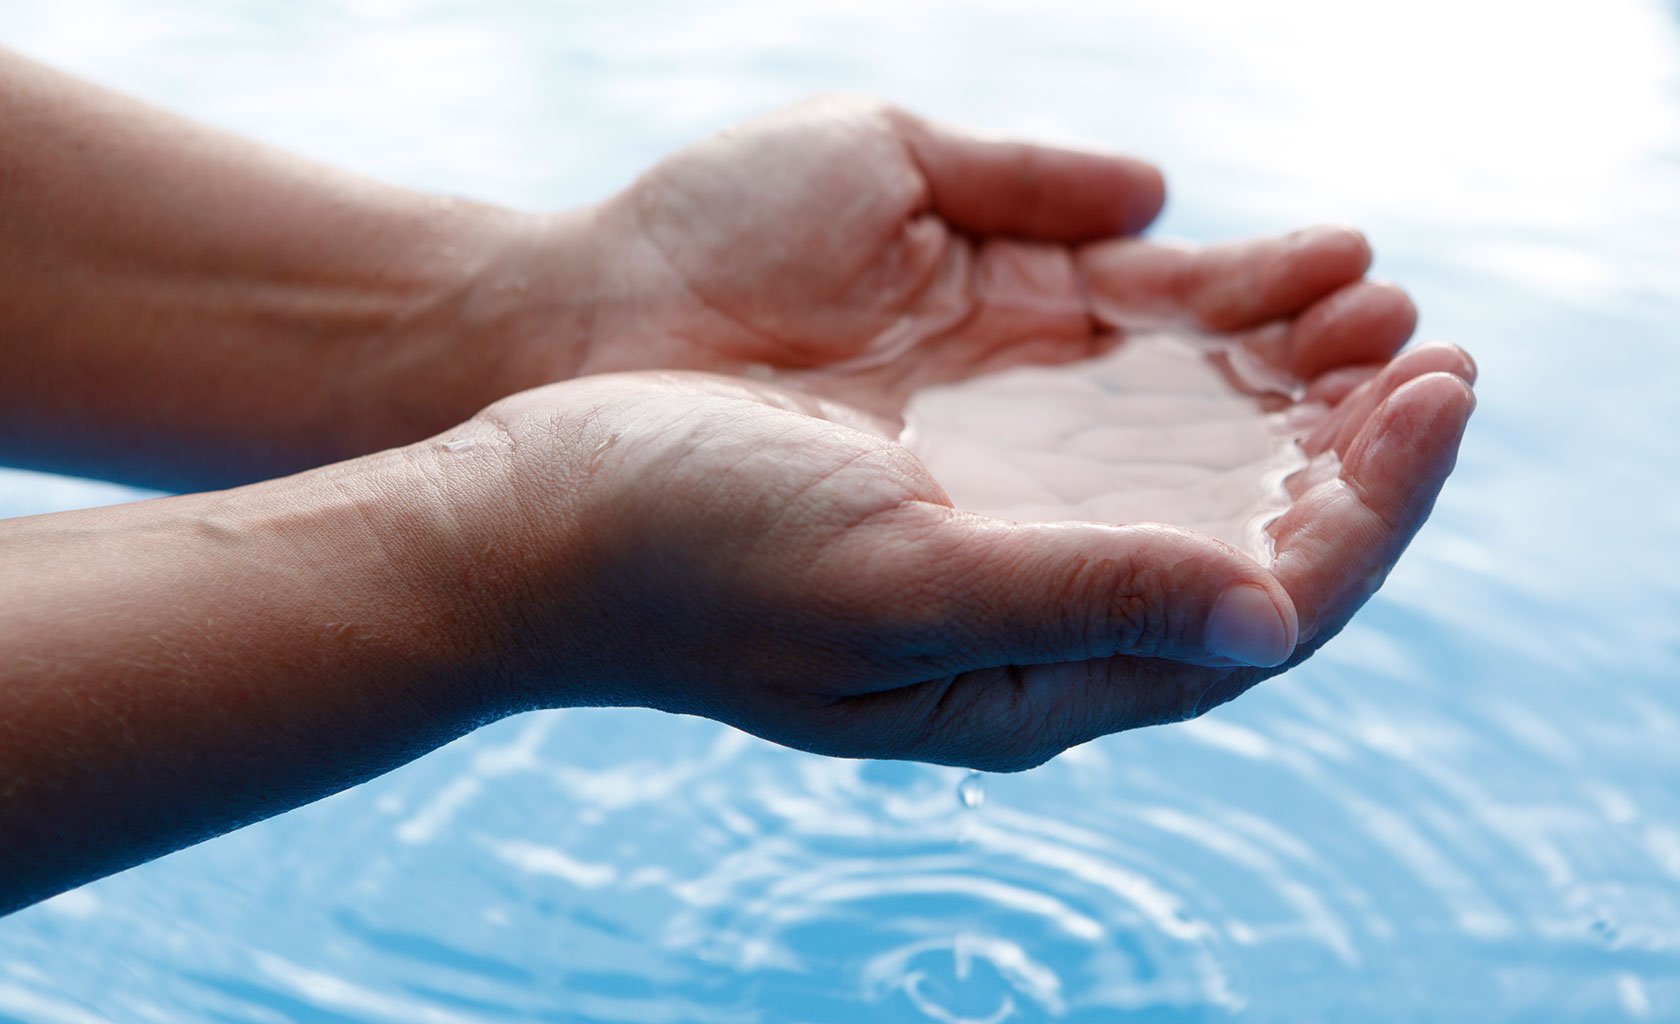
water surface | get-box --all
[2,1,1678,1021]
[901,330,1305,560]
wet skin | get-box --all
[445,98,1476,761]
[0,65,1474,912]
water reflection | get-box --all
[1,0,1678,1021]
[901,329,1308,560]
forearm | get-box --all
[0,444,510,913]
[0,49,594,490]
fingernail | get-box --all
[1206,584,1292,667]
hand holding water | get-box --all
[0,56,1475,913]
[506,99,1437,415]
[451,97,1473,762]
[434,341,1472,772]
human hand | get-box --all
[563,98,1164,383]
[430,349,1472,770]
[439,98,1472,768]
[498,98,1421,421]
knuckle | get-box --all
[1093,554,1173,658]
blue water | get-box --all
[3,1,1679,1020]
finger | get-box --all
[1264,280,1418,379]
[1304,364,1382,406]
[889,109,1167,242]
[884,372,1474,769]
[768,387,906,442]
[846,654,1228,772]
[1305,342,1478,457]
[1271,372,1476,648]
[882,512,1300,672]
[1079,226,1373,332]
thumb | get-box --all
[895,511,1299,672]
[887,108,1167,242]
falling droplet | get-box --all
[953,930,975,981]
[957,771,986,810]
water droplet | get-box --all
[1592,915,1621,945]
[440,437,476,453]
[957,771,986,810]
[586,433,620,473]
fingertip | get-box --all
[1410,340,1479,385]
[1339,279,1419,336]
[1283,226,1373,302]
[1293,224,1373,273]
[1459,347,1480,385]
[1428,369,1478,424]
[1121,159,1168,235]
[1399,368,1478,420]
[1206,581,1299,668]
[1317,342,1480,457]
[1289,279,1418,378]
[1370,278,1420,324]
[1191,224,1375,331]
[1343,370,1476,511]
[891,106,1170,241]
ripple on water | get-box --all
[6,648,1680,1024]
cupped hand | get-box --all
[436,340,1472,771]
[534,97,1421,422]
[569,98,1162,380]
[445,97,1475,768]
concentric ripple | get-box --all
[4,0,1680,1021]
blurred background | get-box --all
[1,1,1677,1021]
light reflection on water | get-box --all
[2,1,1678,1021]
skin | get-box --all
[0,51,1475,914]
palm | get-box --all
[860,343,1476,769]
[584,103,1126,399]
[483,337,1470,771]
[598,101,965,366]
[586,100,1431,419]
[513,101,1477,768]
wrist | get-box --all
[331,204,605,459]
[406,382,631,715]
[0,441,524,904]
[208,443,527,725]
